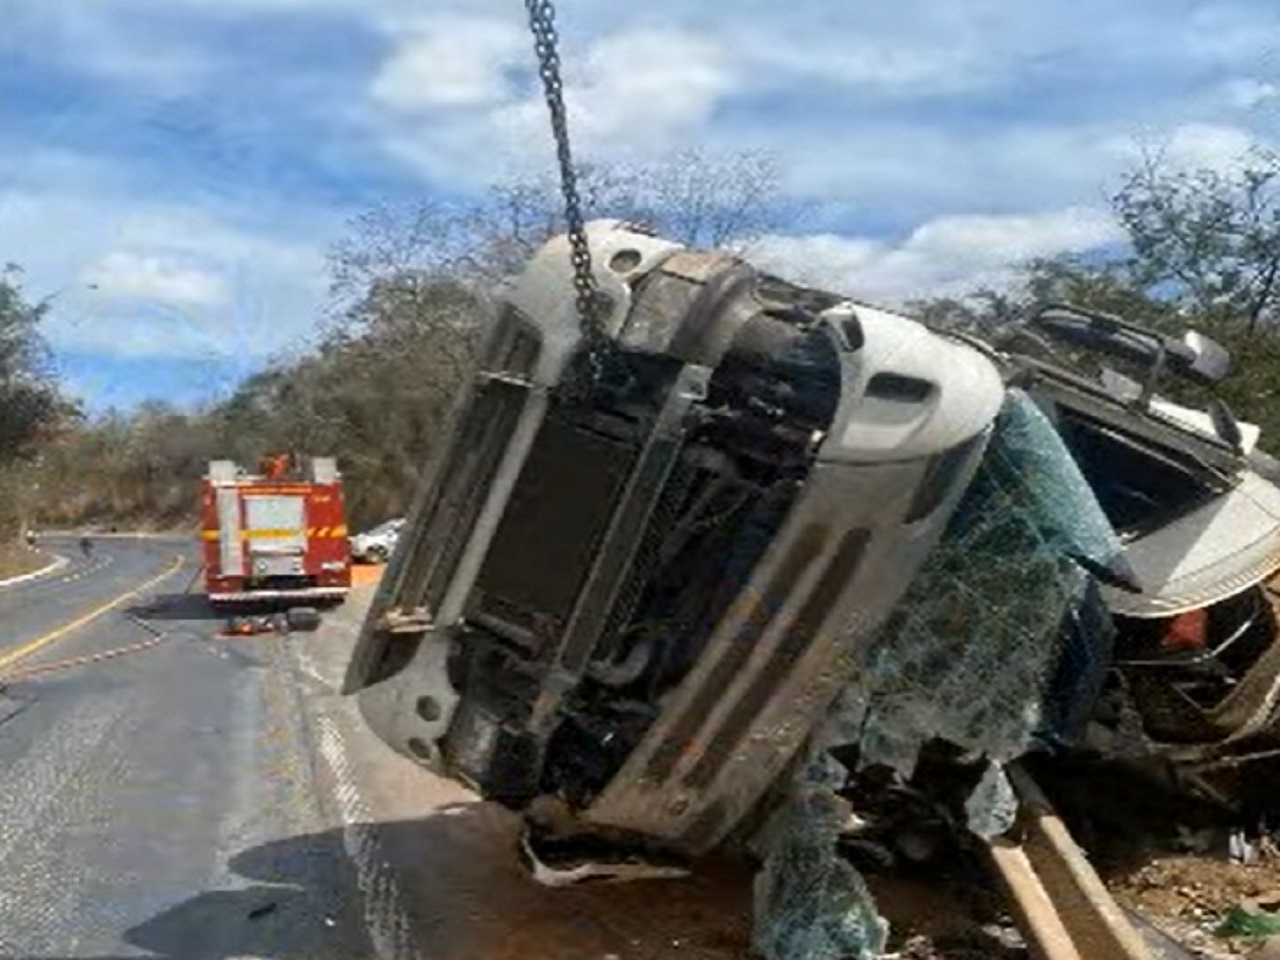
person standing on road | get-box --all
[80,535,92,559]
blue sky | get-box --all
[1,0,1277,412]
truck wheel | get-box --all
[286,606,323,632]
[367,544,389,564]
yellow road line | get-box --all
[0,555,185,673]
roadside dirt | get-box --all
[1110,854,1280,958]
[296,574,1026,960]
[0,542,48,580]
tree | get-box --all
[911,268,1280,455]
[0,266,63,462]
[311,151,781,523]
[32,151,782,531]
[1114,149,1280,334]
[639,149,781,251]
[0,266,67,539]
[329,150,781,297]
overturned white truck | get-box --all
[342,221,1007,853]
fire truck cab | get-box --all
[201,455,351,608]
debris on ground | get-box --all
[751,765,887,960]
[1111,853,1280,957]
[0,690,33,726]
[223,606,323,638]
[1216,901,1280,939]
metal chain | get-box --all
[524,0,609,388]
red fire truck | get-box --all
[200,454,352,608]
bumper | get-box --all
[209,586,349,603]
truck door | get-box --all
[215,487,247,577]
[243,494,307,578]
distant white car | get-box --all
[349,518,406,564]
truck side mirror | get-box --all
[1182,330,1233,382]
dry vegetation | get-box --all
[27,153,782,533]
[11,148,1280,538]
[0,542,46,580]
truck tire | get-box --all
[286,606,323,632]
[367,544,389,564]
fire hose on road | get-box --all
[0,557,319,687]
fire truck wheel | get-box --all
[286,606,323,632]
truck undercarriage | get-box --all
[343,222,1005,854]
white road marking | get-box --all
[0,554,69,589]
[296,658,331,689]
[314,713,416,960]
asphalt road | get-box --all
[0,539,1192,960]
[0,536,370,960]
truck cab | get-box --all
[342,222,1006,854]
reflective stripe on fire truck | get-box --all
[202,525,348,539]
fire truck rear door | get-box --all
[243,494,307,577]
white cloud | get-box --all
[735,120,1270,226]
[371,16,527,110]
[84,252,228,307]
[1158,123,1261,172]
[753,206,1124,302]
[0,188,332,363]
[1183,4,1279,62]
[372,21,738,185]
[1222,78,1280,110]
[768,44,982,93]
[2,4,214,91]
[725,17,997,97]
[363,2,1278,208]
[1080,123,1269,185]
[569,29,735,145]
[3,0,1278,410]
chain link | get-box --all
[524,0,608,390]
